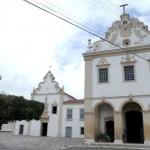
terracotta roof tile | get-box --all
[63,100,84,104]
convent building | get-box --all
[14,10,150,145]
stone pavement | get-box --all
[0,132,83,150]
[0,132,150,150]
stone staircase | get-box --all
[90,142,150,149]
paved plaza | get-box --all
[0,132,150,150]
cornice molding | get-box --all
[83,44,150,58]
[84,94,150,100]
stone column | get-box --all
[114,111,123,144]
[143,110,150,144]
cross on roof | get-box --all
[120,4,128,14]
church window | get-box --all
[67,109,72,120]
[124,65,135,81]
[80,109,84,120]
[99,68,108,83]
[80,127,84,135]
[52,106,57,114]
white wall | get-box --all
[62,104,84,138]
[14,121,28,135]
[92,51,150,98]
[30,120,41,136]
[1,123,13,132]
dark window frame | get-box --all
[99,68,108,83]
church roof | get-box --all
[63,99,84,104]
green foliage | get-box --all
[95,132,107,142]
[0,94,44,129]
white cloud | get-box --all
[0,0,150,99]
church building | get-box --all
[14,8,150,145]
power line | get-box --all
[86,0,119,20]
[23,0,149,61]
[87,0,150,51]
[95,0,121,16]
[42,0,103,35]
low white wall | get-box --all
[1,123,13,132]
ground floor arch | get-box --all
[84,99,150,144]
[94,102,114,142]
[122,102,144,143]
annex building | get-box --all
[14,10,150,145]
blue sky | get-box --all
[0,0,150,99]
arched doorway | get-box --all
[122,102,144,143]
[94,103,114,142]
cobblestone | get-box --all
[0,132,83,150]
[0,132,149,150]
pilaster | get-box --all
[84,55,94,142]
[114,111,123,144]
[57,92,64,137]
[84,56,92,99]
[143,110,150,144]
[84,112,94,140]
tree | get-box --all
[0,94,45,130]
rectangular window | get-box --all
[80,109,84,120]
[80,127,84,135]
[66,127,72,138]
[52,106,57,114]
[124,65,135,81]
[67,109,72,120]
[99,68,108,83]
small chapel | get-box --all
[13,6,150,145]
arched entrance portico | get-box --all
[122,102,144,144]
[94,102,114,142]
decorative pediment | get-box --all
[104,13,150,47]
[32,70,62,94]
[96,57,110,66]
[88,12,150,52]
[121,53,136,64]
[51,100,58,106]
[106,13,150,39]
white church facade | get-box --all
[14,11,150,144]
[13,70,84,138]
